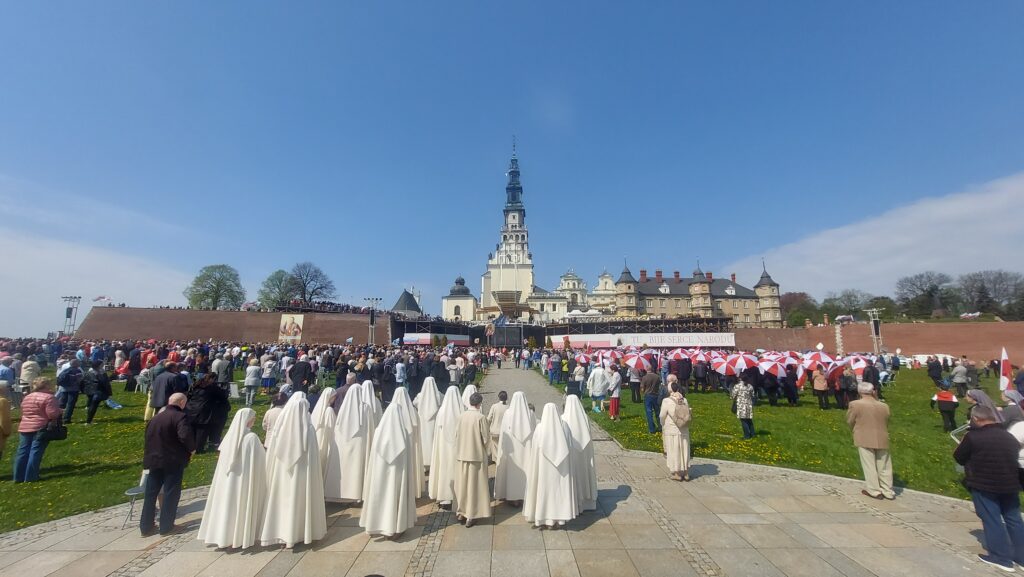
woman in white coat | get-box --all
[197,408,267,549]
[659,378,691,481]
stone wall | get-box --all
[75,307,389,344]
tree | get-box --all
[545,336,554,349]
[431,334,441,348]
[527,336,537,349]
[779,292,819,327]
[441,335,449,347]
[821,289,873,316]
[257,269,300,309]
[864,296,899,320]
[895,272,952,318]
[183,265,246,310]
[290,262,337,302]
[959,270,1024,311]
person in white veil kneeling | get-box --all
[429,385,463,510]
[360,402,417,538]
[562,395,598,511]
[260,392,327,548]
[524,403,577,528]
[197,408,267,549]
[494,391,535,508]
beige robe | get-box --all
[454,409,492,521]
[485,402,508,461]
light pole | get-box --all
[364,297,382,344]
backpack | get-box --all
[670,398,691,429]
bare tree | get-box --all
[290,262,337,302]
[960,270,1024,306]
[895,271,952,317]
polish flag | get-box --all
[1000,348,1013,391]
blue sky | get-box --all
[2,1,1023,335]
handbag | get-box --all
[39,419,68,442]
[730,399,737,414]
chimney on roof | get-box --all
[673,271,681,282]
[730,273,736,283]
[655,269,663,282]
[705,272,713,280]
[639,269,647,282]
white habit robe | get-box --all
[524,403,578,528]
[413,376,442,468]
[494,391,535,502]
[359,402,418,537]
[310,387,338,478]
[324,382,370,502]
[359,381,382,503]
[197,408,267,549]
[461,384,479,410]
[390,387,425,497]
[486,401,508,461]
[454,407,493,521]
[260,393,328,548]
[562,395,598,511]
[428,386,464,504]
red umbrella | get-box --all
[623,354,652,372]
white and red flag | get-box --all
[1000,347,1013,391]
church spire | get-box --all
[505,144,524,211]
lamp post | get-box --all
[364,297,382,344]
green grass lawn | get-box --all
[545,368,1003,499]
[0,369,275,534]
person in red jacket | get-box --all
[930,383,960,432]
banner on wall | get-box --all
[278,314,304,342]
[550,332,735,349]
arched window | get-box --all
[454,305,461,316]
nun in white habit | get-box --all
[197,408,267,549]
[359,402,418,538]
[324,381,370,502]
[390,387,425,497]
[562,395,598,511]
[260,393,328,548]
[494,391,535,506]
[310,387,338,477]
[428,385,463,507]
[461,384,478,410]
[413,376,442,469]
[523,403,577,528]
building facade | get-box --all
[441,150,783,328]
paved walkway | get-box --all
[0,367,1006,577]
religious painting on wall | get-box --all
[279,314,304,342]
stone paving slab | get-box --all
[0,366,1013,577]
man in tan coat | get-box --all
[454,392,492,527]
[847,382,895,500]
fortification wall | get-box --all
[75,307,388,344]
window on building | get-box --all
[552,304,557,311]
[539,303,545,312]
[755,314,761,322]
[675,300,681,308]
[628,296,634,304]
[660,299,666,308]
[733,315,739,322]
[745,314,750,322]
[744,301,749,309]
[646,299,653,308]
[453,305,461,316]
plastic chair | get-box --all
[122,470,149,529]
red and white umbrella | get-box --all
[666,348,689,361]
[574,353,592,364]
[623,354,652,372]
[711,357,735,375]
[689,349,712,363]
[845,355,869,374]
[802,351,834,371]
[727,353,759,371]
[758,359,789,378]
[639,348,659,360]
[600,350,624,361]
[779,355,801,367]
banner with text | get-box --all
[550,332,735,349]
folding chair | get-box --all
[122,470,149,529]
